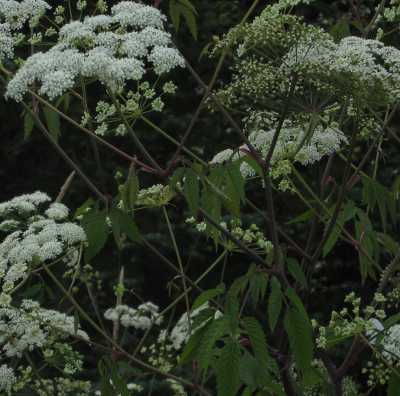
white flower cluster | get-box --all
[0,190,50,217]
[0,299,88,358]
[211,115,347,189]
[169,303,222,350]
[283,35,400,103]
[166,379,188,396]
[0,192,86,302]
[135,184,175,207]
[104,301,163,330]
[33,377,91,396]
[6,1,184,101]
[0,0,50,29]
[0,0,50,62]
[246,123,347,169]
[0,364,15,394]
[0,22,13,61]
[369,319,400,361]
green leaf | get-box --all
[284,307,313,381]
[239,351,261,388]
[243,317,275,375]
[74,198,94,219]
[241,387,253,396]
[109,207,141,246]
[192,285,225,310]
[388,371,400,396]
[24,111,35,140]
[169,167,185,190]
[179,321,210,365]
[383,313,400,329]
[198,317,229,371]
[179,2,198,40]
[201,183,222,245]
[286,209,314,225]
[379,233,399,256]
[121,171,139,213]
[98,358,129,396]
[287,258,307,288]
[169,0,181,32]
[224,162,245,217]
[226,287,240,332]
[43,106,61,141]
[249,271,268,306]
[216,339,241,396]
[184,168,200,216]
[286,288,309,321]
[329,18,350,42]
[178,0,197,14]
[268,276,282,332]
[355,209,378,281]
[82,210,109,261]
[323,201,356,257]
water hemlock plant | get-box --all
[1,0,400,395]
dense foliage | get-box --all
[2,0,400,395]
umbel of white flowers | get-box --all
[0,192,86,304]
[211,113,348,189]
[0,0,51,61]
[4,0,185,101]
[0,299,89,394]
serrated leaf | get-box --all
[224,162,245,217]
[239,351,260,388]
[243,317,274,375]
[179,321,210,365]
[184,168,200,216]
[121,171,139,213]
[379,233,399,256]
[226,287,240,332]
[82,210,109,261]
[323,201,356,257]
[268,276,282,332]
[201,184,221,245]
[43,106,61,141]
[249,271,268,305]
[109,207,141,246]
[192,285,225,310]
[286,288,309,322]
[190,308,215,329]
[287,258,307,289]
[284,307,313,381]
[198,317,229,371]
[216,339,241,396]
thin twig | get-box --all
[56,171,76,203]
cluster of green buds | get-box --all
[186,217,274,255]
[314,292,387,349]
[90,81,177,137]
[136,184,175,207]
